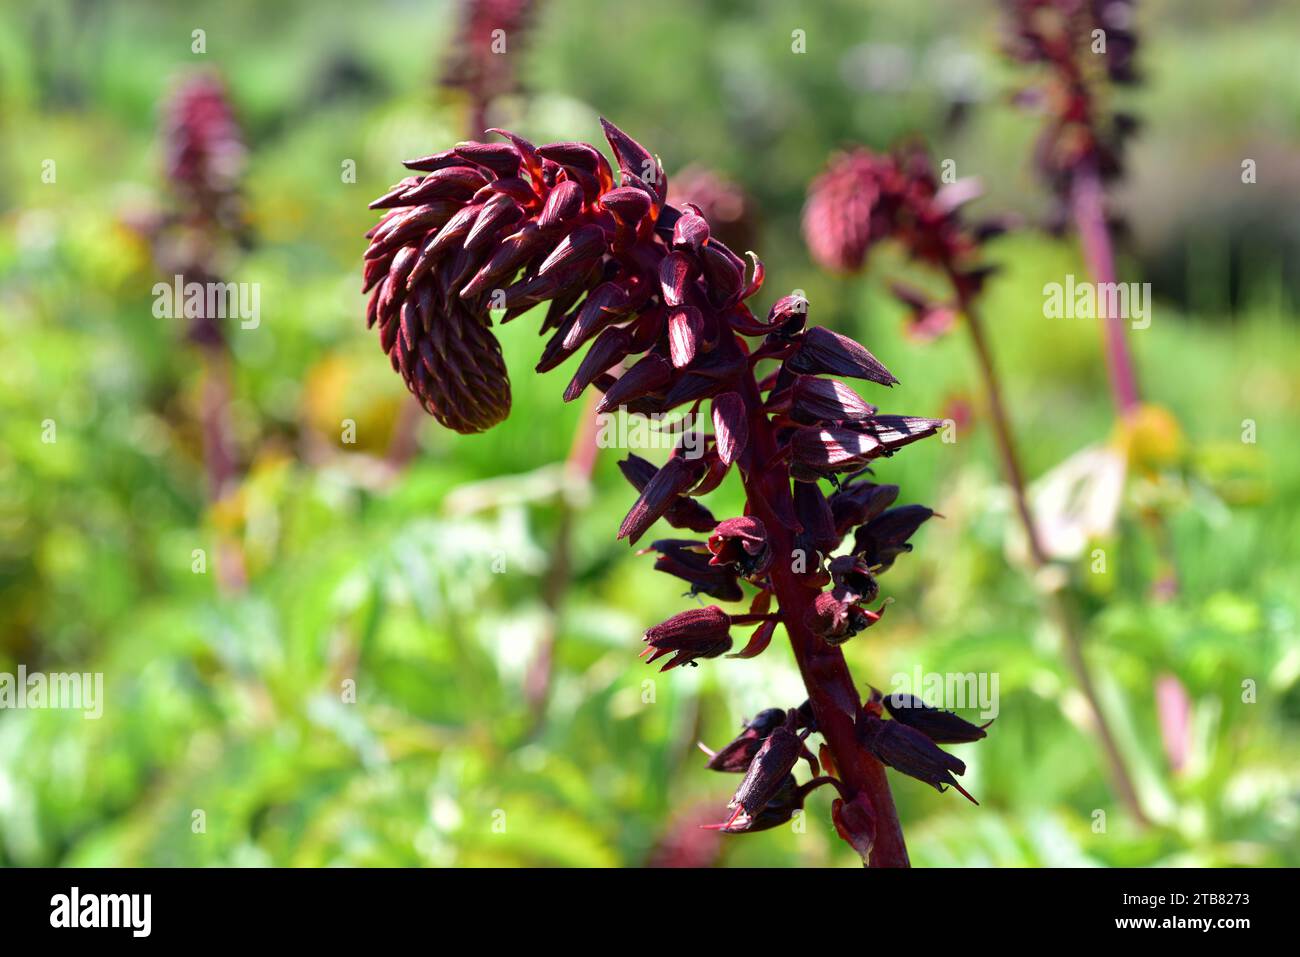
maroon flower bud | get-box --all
[853,504,935,572]
[616,454,716,536]
[786,326,898,386]
[595,355,672,414]
[644,538,743,602]
[828,481,899,538]
[563,326,634,402]
[599,186,652,228]
[832,790,877,861]
[672,209,711,252]
[667,305,704,368]
[857,712,977,804]
[881,692,991,744]
[641,605,733,671]
[790,376,877,424]
[724,719,810,825]
[707,516,772,579]
[667,165,756,254]
[789,426,882,476]
[859,415,945,452]
[711,391,749,467]
[700,708,789,772]
[792,480,840,560]
[618,454,710,544]
[765,294,809,337]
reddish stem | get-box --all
[199,344,246,593]
[1070,158,1141,417]
[737,373,909,867]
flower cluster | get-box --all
[1001,0,1139,217]
[156,72,249,348]
[803,143,1004,335]
[363,119,979,856]
[162,73,247,236]
[699,694,989,833]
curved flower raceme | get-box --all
[363,119,984,863]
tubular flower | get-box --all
[878,690,993,744]
[363,120,971,861]
[641,605,733,671]
[856,706,981,805]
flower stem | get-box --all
[199,343,246,593]
[956,290,1149,827]
[1071,158,1181,601]
[738,372,909,867]
[1070,158,1141,417]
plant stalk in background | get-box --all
[1003,0,1181,599]
[154,73,250,593]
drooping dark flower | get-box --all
[805,591,884,645]
[879,691,992,744]
[707,516,773,579]
[828,480,899,538]
[708,774,805,833]
[699,707,819,775]
[857,710,978,804]
[642,538,743,602]
[828,554,878,605]
[640,605,733,671]
[721,715,811,826]
[853,504,936,572]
